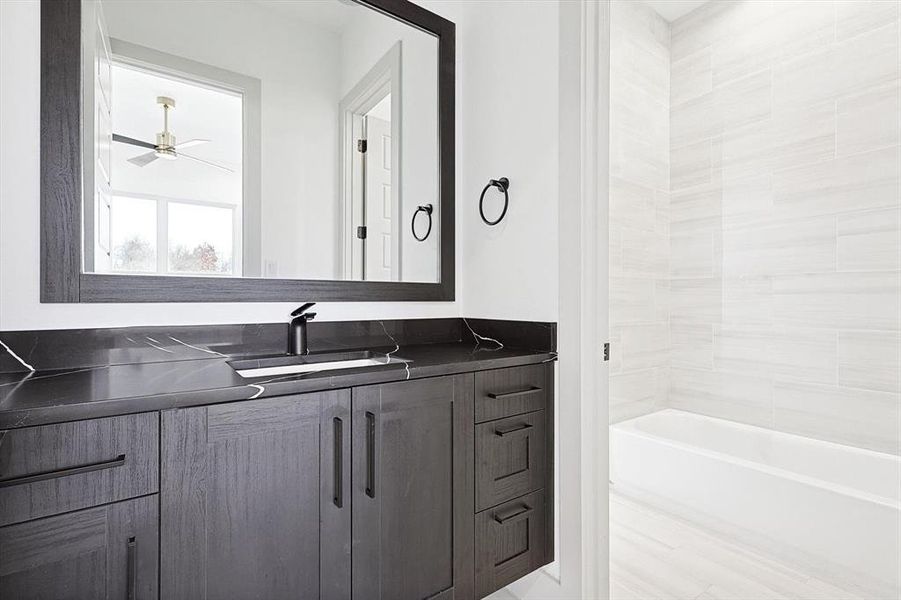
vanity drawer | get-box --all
[476,411,546,511]
[0,413,159,526]
[475,489,547,599]
[475,364,548,423]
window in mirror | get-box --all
[99,60,244,277]
[168,202,237,276]
[81,0,441,284]
[109,195,156,273]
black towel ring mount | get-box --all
[411,204,433,242]
[479,177,509,226]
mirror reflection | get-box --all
[81,0,440,283]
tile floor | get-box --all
[609,492,870,600]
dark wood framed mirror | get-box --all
[41,0,454,302]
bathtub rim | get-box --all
[611,408,901,510]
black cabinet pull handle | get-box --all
[0,454,126,488]
[487,386,543,400]
[333,417,343,508]
[126,536,137,600]
[365,411,376,498]
[495,423,533,437]
[494,503,532,524]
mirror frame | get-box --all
[40,0,455,302]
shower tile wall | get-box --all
[668,0,901,454]
[609,0,672,423]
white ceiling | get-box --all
[643,0,709,22]
[249,0,358,33]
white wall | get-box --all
[0,0,560,331]
[456,0,560,323]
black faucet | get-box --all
[288,303,317,355]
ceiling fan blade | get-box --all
[113,133,156,149]
[175,139,210,150]
[128,152,159,167]
[178,152,234,173]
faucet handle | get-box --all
[291,302,316,317]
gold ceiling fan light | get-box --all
[112,95,233,172]
[153,96,177,158]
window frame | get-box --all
[108,192,241,277]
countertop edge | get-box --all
[0,351,556,429]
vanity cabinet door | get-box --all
[160,390,351,600]
[0,494,158,599]
[352,374,475,600]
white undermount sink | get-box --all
[229,350,407,379]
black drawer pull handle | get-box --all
[494,503,532,524]
[495,423,533,437]
[365,411,376,499]
[126,536,137,600]
[333,417,344,508]
[0,454,126,488]
[487,386,543,400]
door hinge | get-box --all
[357,139,367,153]
[356,226,367,240]
[603,342,610,362]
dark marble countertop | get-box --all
[0,341,556,429]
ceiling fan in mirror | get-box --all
[112,96,234,173]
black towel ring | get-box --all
[411,204,433,242]
[479,177,509,226]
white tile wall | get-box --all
[611,1,900,450]
[772,146,900,219]
[773,381,901,454]
[670,183,722,232]
[665,0,901,454]
[836,208,901,272]
[671,319,713,370]
[772,271,900,331]
[671,47,711,106]
[610,0,671,423]
[835,81,901,156]
[838,331,901,393]
[836,0,901,41]
[669,367,774,428]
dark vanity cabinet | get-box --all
[159,390,352,599]
[352,375,475,600]
[159,376,476,600]
[0,363,553,599]
[473,365,553,598]
[0,414,160,599]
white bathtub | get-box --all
[610,409,901,597]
